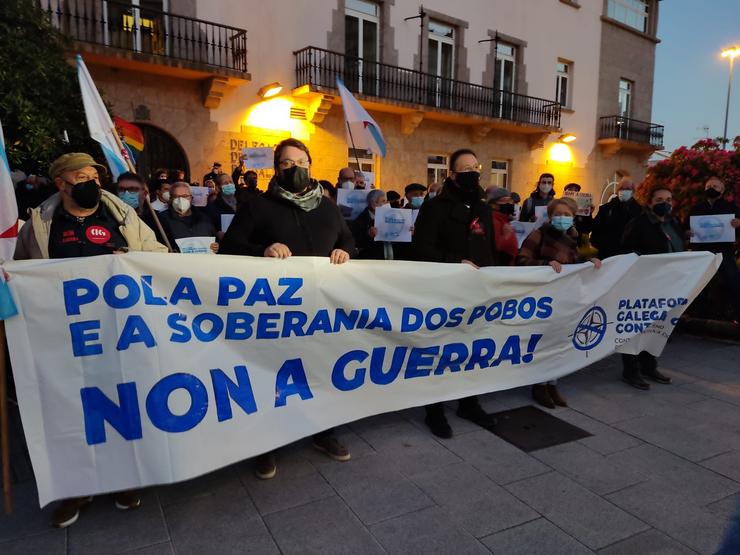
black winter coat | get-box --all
[687,197,739,256]
[205,195,237,233]
[519,190,554,222]
[219,189,355,257]
[157,207,217,252]
[622,211,685,255]
[413,179,496,266]
[591,197,642,259]
[350,207,384,260]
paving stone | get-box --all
[348,411,407,435]
[532,442,645,495]
[157,464,242,507]
[443,429,550,485]
[597,529,696,555]
[0,482,63,543]
[480,518,594,555]
[316,452,433,525]
[0,531,66,554]
[68,490,169,555]
[411,462,539,538]
[607,444,740,505]
[612,415,728,462]
[505,472,649,550]
[297,426,376,464]
[681,381,740,407]
[164,486,276,555]
[264,496,384,555]
[121,542,175,554]
[706,492,740,520]
[369,506,489,555]
[606,481,728,554]
[560,388,643,425]
[554,409,643,455]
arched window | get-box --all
[134,123,189,181]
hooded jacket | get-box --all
[14,189,167,259]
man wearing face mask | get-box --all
[687,176,740,321]
[427,181,442,201]
[520,173,556,222]
[157,182,219,253]
[220,138,354,479]
[413,148,497,438]
[591,177,642,259]
[351,189,389,259]
[620,186,683,390]
[487,187,518,266]
[336,167,357,190]
[206,174,238,240]
[13,153,166,527]
[403,183,427,209]
[150,169,171,212]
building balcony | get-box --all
[293,46,560,144]
[598,115,664,157]
[45,0,250,106]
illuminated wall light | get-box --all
[548,142,574,163]
[558,133,577,143]
[244,98,313,141]
[257,82,284,99]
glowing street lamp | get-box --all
[720,46,740,149]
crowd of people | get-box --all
[6,138,740,528]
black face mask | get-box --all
[706,187,722,199]
[498,203,516,216]
[246,176,258,188]
[278,166,310,194]
[652,202,672,217]
[68,179,101,209]
[454,172,482,203]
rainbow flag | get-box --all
[113,116,144,152]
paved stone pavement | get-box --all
[1,334,739,554]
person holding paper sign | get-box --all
[413,148,498,438]
[687,176,740,322]
[220,138,354,478]
[351,189,388,259]
[205,174,237,239]
[591,177,642,259]
[519,173,556,222]
[156,182,219,253]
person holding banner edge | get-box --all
[412,148,498,438]
[220,138,354,479]
[13,152,167,527]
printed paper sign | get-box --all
[175,236,215,254]
[241,147,274,170]
[534,205,548,222]
[337,188,371,220]
[221,214,235,232]
[374,205,419,243]
[190,186,210,207]
[511,221,539,248]
[690,214,736,243]
[564,190,593,217]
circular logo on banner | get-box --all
[86,225,111,244]
[572,306,608,351]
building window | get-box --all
[427,21,455,108]
[555,61,570,108]
[495,43,516,92]
[490,159,509,189]
[345,0,379,94]
[607,0,649,33]
[427,155,448,186]
[618,78,633,117]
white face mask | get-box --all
[341,180,354,190]
[172,197,191,214]
[161,191,170,202]
[539,183,553,194]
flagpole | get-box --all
[0,320,11,513]
[345,121,365,177]
[110,127,173,252]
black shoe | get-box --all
[622,375,650,390]
[456,404,497,427]
[424,415,453,439]
[643,369,672,384]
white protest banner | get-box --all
[3,251,719,506]
[337,188,370,220]
[511,221,539,248]
[240,147,273,170]
[190,186,209,207]
[564,190,593,217]
[374,206,418,243]
[175,237,215,254]
[690,214,736,243]
[221,214,235,232]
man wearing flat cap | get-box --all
[403,183,427,209]
[14,152,167,260]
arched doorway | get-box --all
[134,123,189,181]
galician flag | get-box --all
[336,78,386,157]
[77,54,129,180]
[0,118,18,263]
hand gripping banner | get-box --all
[2,251,719,505]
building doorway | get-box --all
[134,123,189,182]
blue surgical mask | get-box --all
[221,183,236,196]
[118,191,140,209]
[427,192,437,200]
[410,196,424,209]
[618,190,633,202]
[551,215,573,231]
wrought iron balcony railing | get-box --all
[45,0,248,73]
[599,116,664,148]
[295,46,560,129]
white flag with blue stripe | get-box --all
[77,55,128,179]
[0,118,18,264]
[336,78,386,157]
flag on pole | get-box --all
[336,78,386,157]
[113,116,144,152]
[77,54,129,180]
[0,118,18,263]
[0,270,17,320]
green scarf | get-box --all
[272,181,324,212]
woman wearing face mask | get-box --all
[219,138,354,479]
[487,187,519,266]
[517,197,602,408]
[519,173,556,222]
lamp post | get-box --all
[720,46,740,149]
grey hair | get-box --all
[170,181,191,195]
[367,189,386,205]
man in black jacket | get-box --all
[412,148,497,438]
[351,189,388,259]
[592,177,642,259]
[157,182,219,253]
[220,138,354,480]
[687,176,740,321]
[620,186,682,390]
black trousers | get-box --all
[719,252,740,318]
[425,396,480,420]
[621,351,657,379]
